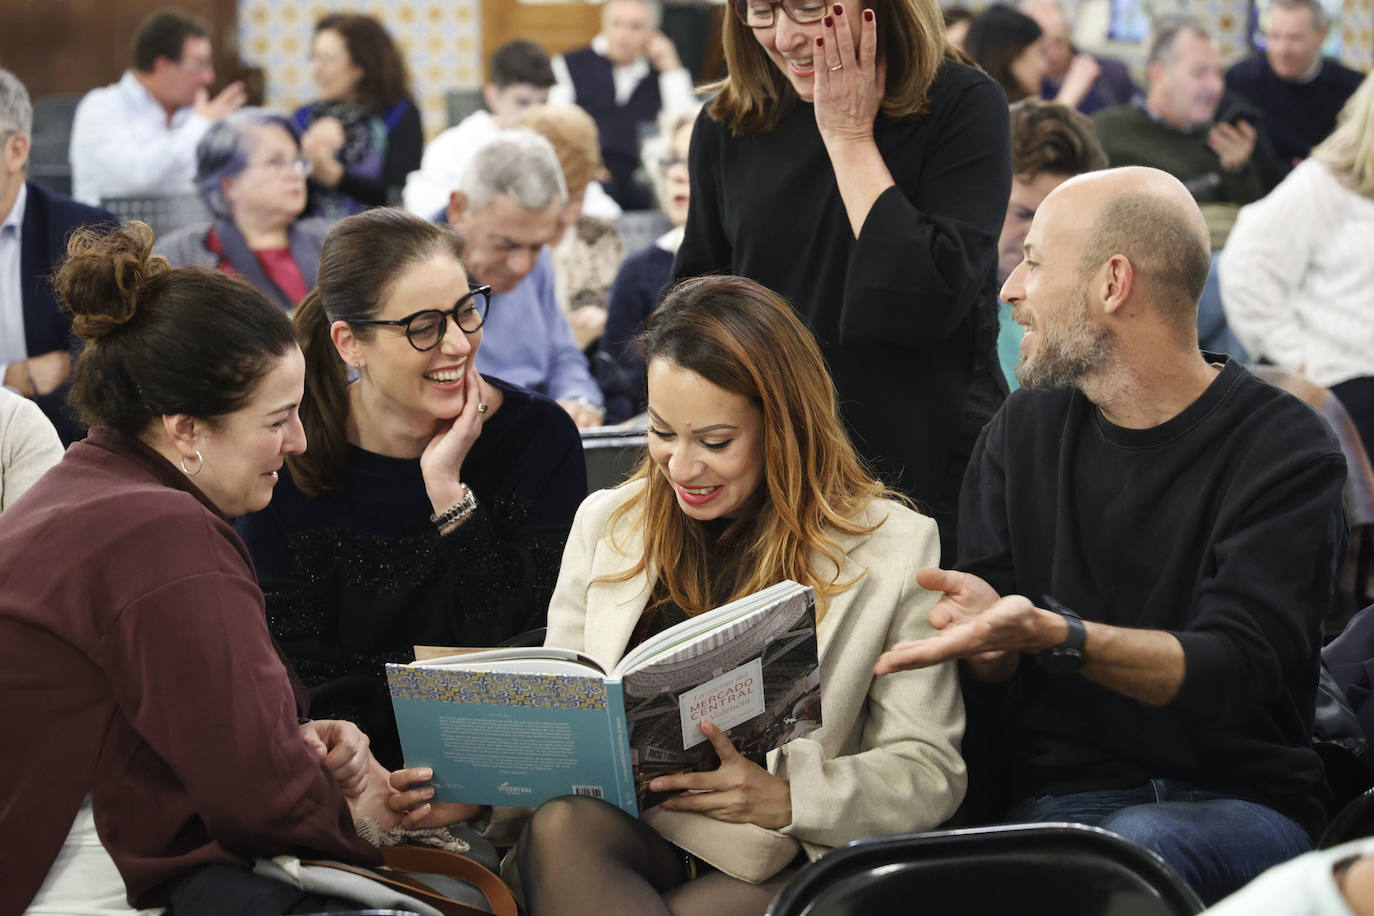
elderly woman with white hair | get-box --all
[155,107,334,310]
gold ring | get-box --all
[477,402,489,413]
[829,63,844,71]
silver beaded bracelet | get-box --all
[430,485,478,532]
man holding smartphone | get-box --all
[1092,17,1283,248]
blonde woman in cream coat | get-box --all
[518,275,966,916]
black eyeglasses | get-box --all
[730,0,830,28]
[349,285,492,352]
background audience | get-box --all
[69,8,246,207]
[403,39,556,218]
[1020,0,1137,113]
[1220,72,1374,458]
[294,13,422,216]
[522,275,965,916]
[602,103,699,423]
[965,4,1050,103]
[550,0,697,210]
[1226,0,1364,170]
[943,5,974,50]
[444,130,606,426]
[1093,16,1282,249]
[2,68,113,445]
[154,107,331,310]
[517,104,624,350]
[675,0,1011,560]
[239,208,586,768]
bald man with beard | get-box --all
[877,167,1348,906]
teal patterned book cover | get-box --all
[386,580,820,816]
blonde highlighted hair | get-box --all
[515,104,604,199]
[1313,71,1374,200]
[601,276,900,618]
[708,0,953,135]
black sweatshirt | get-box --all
[959,359,1347,837]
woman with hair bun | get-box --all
[519,274,965,915]
[238,207,587,768]
[0,223,461,914]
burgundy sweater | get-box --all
[0,428,379,911]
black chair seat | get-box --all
[766,823,1203,916]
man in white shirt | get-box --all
[68,8,245,207]
[551,0,696,210]
[403,40,556,218]
[0,69,113,443]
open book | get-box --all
[385,580,821,815]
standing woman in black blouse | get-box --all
[238,209,587,767]
[294,13,423,217]
[675,0,1011,554]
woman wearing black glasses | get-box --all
[238,207,587,767]
[675,0,1012,559]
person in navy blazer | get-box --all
[19,182,115,443]
[1,70,115,443]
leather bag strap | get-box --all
[302,845,517,916]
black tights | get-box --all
[518,796,795,916]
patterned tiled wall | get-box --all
[238,0,483,139]
[1149,0,1254,60]
[1344,0,1374,67]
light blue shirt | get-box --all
[0,183,28,382]
[476,248,603,407]
[69,71,211,206]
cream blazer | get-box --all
[544,482,967,881]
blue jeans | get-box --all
[1009,779,1312,905]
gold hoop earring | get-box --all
[180,449,204,477]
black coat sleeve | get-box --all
[842,76,1011,346]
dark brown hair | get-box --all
[290,208,466,498]
[708,0,953,135]
[315,13,413,113]
[965,4,1042,103]
[56,221,296,436]
[132,8,210,73]
[1009,97,1107,178]
[489,40,555,89]
[601,275,896,620]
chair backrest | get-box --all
[1322,785,1374,848]
[581,428,646,492]
[28,93,83,198]
[100,193,212,241]
[616,209,672,255]
[766,823,1204,916]
[445,89,485,127]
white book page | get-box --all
[413,647,607,677]
[613,580,804,677]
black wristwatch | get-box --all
[1036,595,1086,675]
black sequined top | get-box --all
[237,376,588,766]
